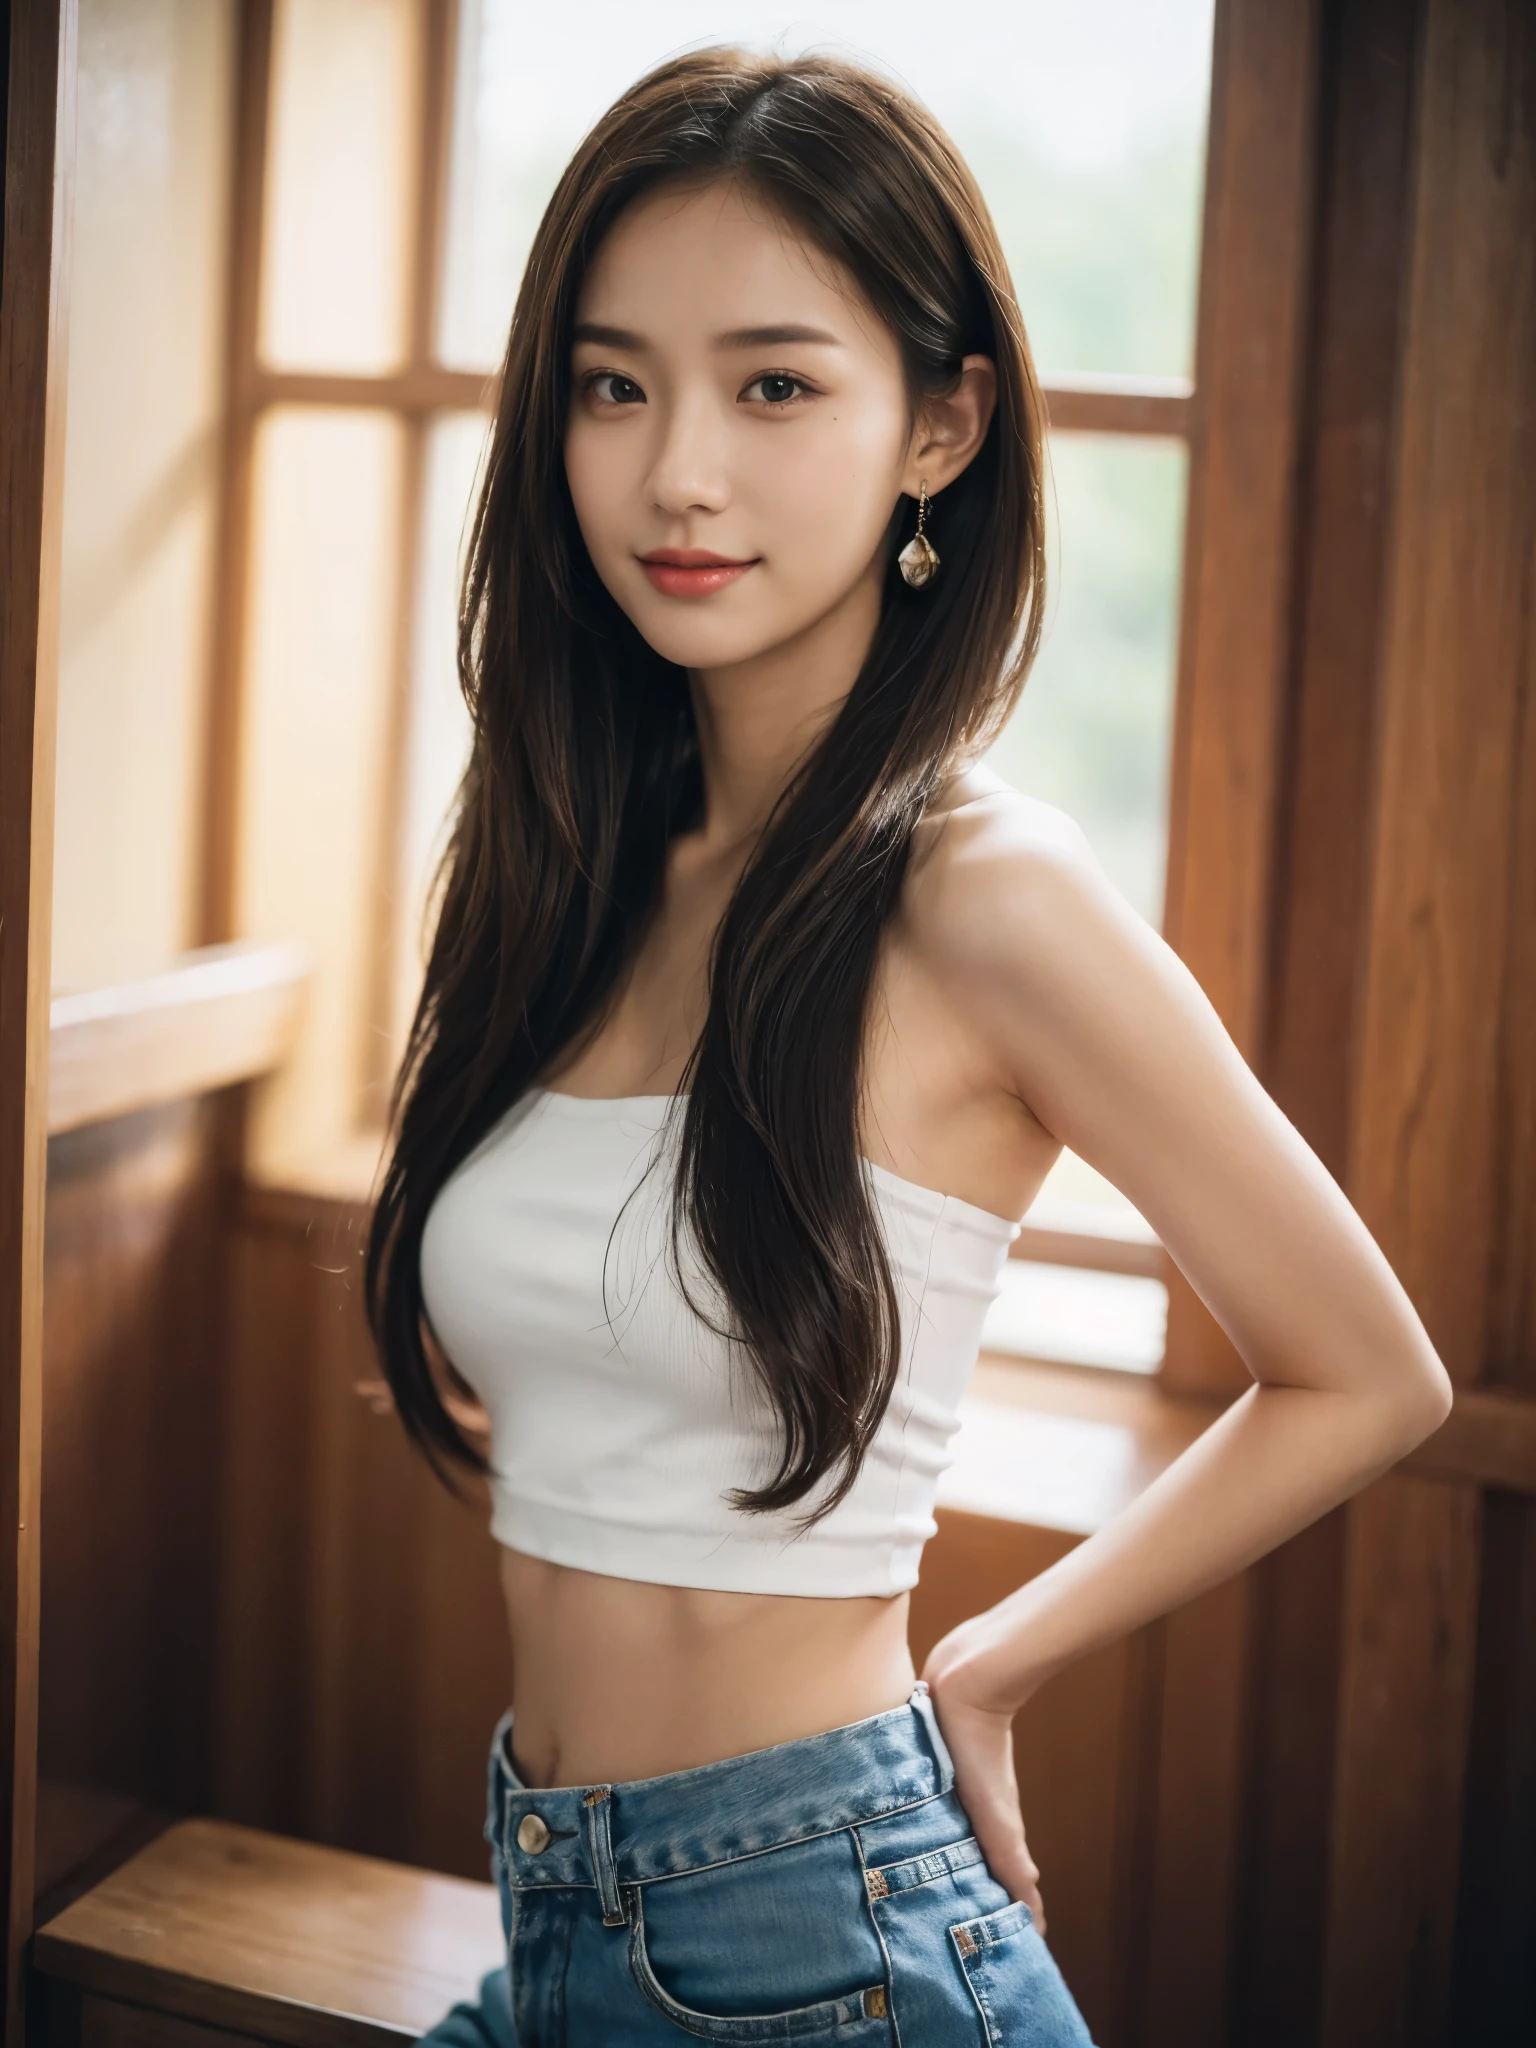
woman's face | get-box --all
[563,178,939,676]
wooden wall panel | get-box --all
[1322,1477,1481,2047]
[1321,0,1536,2039]
[1235,3,1424,2036]
[1137,1574,1253,2044]
[1486,392,1536,1399]
[37,1103,226,1914]
[214,1192,511,1880]
[211,1195,322,1837]
[1450,1490,1536,2041]
[1265,0,1423,1182]
[1346,0,1535,1387]
[0,1,76,2038]
[1232,1509,1348,2047]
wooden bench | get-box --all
[34,1819,506,2048]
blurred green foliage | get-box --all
[965,128,1204,926]
[983,436,1186,927]
[969,127,1205,380]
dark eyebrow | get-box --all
[570,321,845,351]
[715,324,845,349]
[571,322,646,349]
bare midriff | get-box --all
[497,1544,917,1788]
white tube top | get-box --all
[418,1087,1020,1597]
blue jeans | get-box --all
[419,1681,1095,2045]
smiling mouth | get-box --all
[638,549,759,597]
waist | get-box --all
[498,1543,916,1785]
[486,1681,955,1888]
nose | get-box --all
[644,390,731,518]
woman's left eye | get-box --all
[744,372,809,408]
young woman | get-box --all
[368,46,1452,2048]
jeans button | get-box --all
[517,1812,552,1854]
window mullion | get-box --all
[199,0,276,952]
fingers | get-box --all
[923,1675,1048,1934]
[1022,1863,1046,1937]
[999,1842,1045,1932]
[967,1788,1046,1930]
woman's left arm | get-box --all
[917,798,1454,1926]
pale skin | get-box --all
[435,175,1453,1935]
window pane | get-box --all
[986,434,1187,928]
[260,0,419,373]
[236,409,406,1176]
[387,413,487,1067]
[1024,1150,1157,1242]
[990,433,1186,1285]
[981,1265,1168,1376]
[439,0,1212,376]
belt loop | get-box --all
[486,1708,516,1857]
[582,1787,630,1927]
[908,1679,956,1794]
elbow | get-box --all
[1390,1355,1455,1457]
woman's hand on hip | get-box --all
[921,1639,1045,1934]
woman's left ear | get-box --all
[903,353,997,498]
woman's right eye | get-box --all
[585,371,645,405]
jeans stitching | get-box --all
[852,1827,901,2048]
[865,1834,985,1894]
[583,1783,630,1926]
[950,1922,999,2047]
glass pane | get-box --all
[981,1265,1167,1375]
[53,0,237,993]
[387,413,487,1066]
[439,0,1212,376]
[991,433,1185,1267]
[236,408,406,1176]
[986,434,1186,928]
[259,0,419,373]
[1024,1150,1156,1242]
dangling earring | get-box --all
[898,481,940,589]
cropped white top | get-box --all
[418,1087,1020,1597]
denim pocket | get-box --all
[625,1830,892,2044]
[629,1891,888,2042]
[949,1903,1094,2048]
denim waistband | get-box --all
[485,1681,955,1905]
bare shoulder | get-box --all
[907,767,1144,993]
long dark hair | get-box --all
[366,46,1046,1528]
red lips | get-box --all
[640,548,754,567]
[638,547,759,598]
